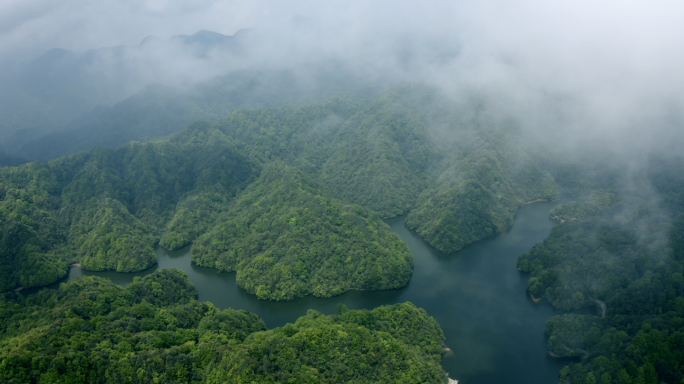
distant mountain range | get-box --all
[0,29,266,152]
[0,29,406,162]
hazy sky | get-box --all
[3,1,682,59]
[2,0,683,151]
[4,0,682,88]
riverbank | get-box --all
[523,199,549,205]
[25,200,567,384]
[550,215,566,223]
[529,292,543,303]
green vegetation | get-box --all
[214,97,361,166]
[0,121,258,290]
[7,70,684,383]
[549,189,620,223]
[0,148,27,167]
[518,157,684,383]
[3,87,556,297]
[192,163,413,300]
[548,310,684,384]
[518,193,669,310]
[321,92,438,217]
[407,134,558,253]
[0,96,423,300]
[0,162,69,291]
[0,88,576,306]
[11,64,381,162]
[0,270,447,383]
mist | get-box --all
[3,3,684,383]
[2,0,683,159]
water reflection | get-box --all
[46,201,570,384]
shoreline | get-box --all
[550,215,566,223]
[522,199,548,206]
[529,292,542,303]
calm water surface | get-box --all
[60,201,571,384]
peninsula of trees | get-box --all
[518,157,684,383]
[0,269,448,383]
[0,88,557,300]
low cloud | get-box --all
[1,0,683,156]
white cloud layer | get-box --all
[1,0,683,153]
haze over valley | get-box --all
[1,1,684,383]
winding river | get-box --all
[57,200,570,383]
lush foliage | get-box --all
[10,73,684,383]
[192,163,413,300]
[320,92,438,217]
[518,157,684,383]
[2,87,566,299]
[0,97,422,300]
[0,162,68,291]
[8,57,381,162]
[549,189,620,223]
[206,302,446,383]
[407,133,558,253]
[215,97,361,166]
[0,121,257,289]
[518,190,670,310]
[0,271,447,383]
[548,311,684,384]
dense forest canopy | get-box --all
[1,54,684,384]
[516,156,684,383]
[8,64,384,163]
[191,162,413,301]
[1,0,683,379]
[0,269,448,383]
[0,87,558,298]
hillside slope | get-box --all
[0,270,447,383]
[192,163,413,300]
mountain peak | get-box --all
[192,30,225,39]
[169,30,229,45]
[139,35,163,47]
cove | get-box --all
[60,200,570,384]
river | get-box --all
[60,200,570,383]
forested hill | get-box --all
[320,92,439,217]
[191,163,413,301]
[0,120,257,291]
[4,72,684,383]
[10,64,382,162]
[0,88,558,299]
[0,269,448,383]
[516,156,684,383]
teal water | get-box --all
[60,201,571,383]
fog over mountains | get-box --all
[2,2,684,383]
[0,29,309,152]
[1,24,443,161]
[2,0,684,165]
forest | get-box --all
[518,156,684,383]
[2,2,684,382]
[2,81,684,383]
[0,87,555,299]
[0,269,448,383]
